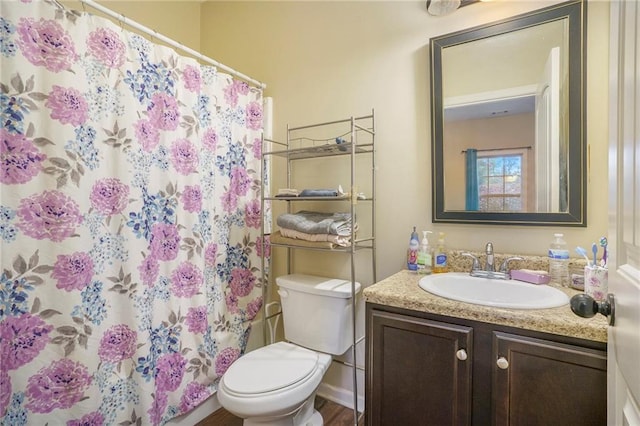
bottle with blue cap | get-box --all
[407,226,420,271]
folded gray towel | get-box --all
[277,211,354,236]
[299,189,339,197]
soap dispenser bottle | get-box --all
[433,232,449,273]
[416,231,433,275]
[407,226,420,271]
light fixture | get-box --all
[426,0,479,17]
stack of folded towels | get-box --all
[272,210,357,248]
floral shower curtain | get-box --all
[0,1,267,425]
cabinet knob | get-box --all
[456,349,468,361]
[496,357,509,369]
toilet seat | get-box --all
[222,341,320,395]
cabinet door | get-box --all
[492,331,607,426]
[367,309,473,426]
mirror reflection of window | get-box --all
[476,149,528,212]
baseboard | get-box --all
[317,382,365,413]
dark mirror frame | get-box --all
[430,0,587,226]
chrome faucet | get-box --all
[461,243,523,280]
[485,242,495,272]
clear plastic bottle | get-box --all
[416,230,433,275]
[548,233,570,286]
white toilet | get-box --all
[217,274,361,426]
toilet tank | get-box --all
[276,274,361,355]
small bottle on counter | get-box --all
[433,232,449,273]
[416,230,433,275]
[548,233,570,286]
[407,226,420,271]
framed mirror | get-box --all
[430,0,586,226]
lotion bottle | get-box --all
[433,232,449,273]
[416,231,433,275]
[407,226,419,271]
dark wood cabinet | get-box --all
[367,309,473,425]
[492,332,607,426]
[366,303,607,426]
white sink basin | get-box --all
[418,272,569,309]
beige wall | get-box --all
[200,0,610,282]
[62,1,201,52]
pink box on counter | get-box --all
[510,269,551,284]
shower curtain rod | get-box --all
[78,0,266,89]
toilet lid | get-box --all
[223,342,319,394]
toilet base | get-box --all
[243,392,323,426]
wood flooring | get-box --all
[196,397,364,426]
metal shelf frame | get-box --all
[260,110,376,425]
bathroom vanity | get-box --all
[363,270,608,426]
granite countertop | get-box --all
[363,269,608,343]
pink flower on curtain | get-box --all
[244,199,261,228]
[179,381,209,413]
[148,390,168,426]
[90,178,130,216]
[98,324,138,363]
[1,129,47,185]
[25,359,92,413]
[170,261,203,297]
[221,190,238,213]
[183,65,202,92]
[148,93,180,131]
[204,243,217,266]
[214,347,240,376]
[45,85,88,126]
[229,166,251,196]
[155,352,187,393]
[138,255,159,287]
[223,80,249,107]
[0,314,52,370]
[256,235,270,258]
[246,297,263,321]
[16,190,82,242]
[252,137,261,159]
[51,252,94,291]
[181,185,202,213]
[87,27,126,68]
[149,223,180,261]
[245,101,263,131]
[185,306,207,334]
[201,128,217,151]
[66,411,105,426]
[225,293,239,314]
[170,138,199,175]
[134,118,160,152]
[0,370,10,416]
[229,268,255,298]
[16,17,78,72]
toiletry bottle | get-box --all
[407,226,420,271]
[433,232,449,273]
[416,231,433,275]
[548,233,570,286]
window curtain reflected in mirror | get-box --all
[465,148,479,210]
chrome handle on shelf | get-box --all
[496,357,509,370]
[456,349,468,361]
